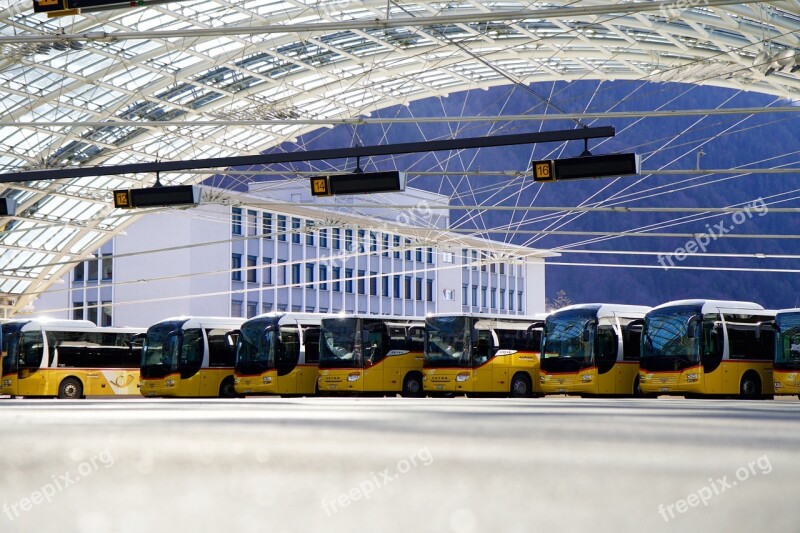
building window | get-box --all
[509,290,515,311]
[74,262,84,282]
[87,302,98,324]
[231,254,242,282]
[345,229,353,251]
[263,213,273,239]
[491,288,497,309]
[247,302,258,318]
[427,248,434,264]
[471,286,478,307]
[427,279,434,302]
[462,248,469,265]
[306,263,315,286]
[292,218,301,244]
[304,223,314,246]
[357,270,365,295]
[333,228,341,250]
[382,234,389,257]
[462,285,468,304]
[405,240,412,261]
[232,207,242,235]
[278,260,286,285]
[320,265,328,290]
[88,258,98,281]
[345,268,353,293]
[480,252,486,272]
[490,262,496,274]
[247,210,258,236]
[443,288,455,301]
[72,304,83,320]
[357,229,365,251]
[292,264,301,285]
[247,256,257,283]
[500,262,505,275]
[518,291,523,312]
[481,287,487,308]
[101,256,113,280]
[263,258,273,285]
[332,267,341,292]
[370,232,378,252]
[320,228,328,248]
[405,276,412,300]
[415,248,422,262]
[393,276,401,299]
[262,303,273,314]
[277,215,287,241]
[382,275,389,297]
[500,289,505,310]
[369,273,377,296]
[231,300,243,317]
[443,251,454,264]
[471,250,478,270]
[393,236,400,259]
[415,278,422,301]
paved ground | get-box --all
[0,396,797,533]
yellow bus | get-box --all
[140,316,245,398]
[233,313,323,396]
[773,309,800,396]
[317,315,425,397]
[639,300,775,399]
[1,319,144,399]
[423,314,546,397]
[539,304,650,396]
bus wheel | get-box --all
[58,378,83,399]
[739,373,761,400]
[510,373,532,398]
[219,377,238,398]
[633,376,643,397]
[401,373,423,398]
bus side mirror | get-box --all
[582,329,590,342]
[686,316,702,338]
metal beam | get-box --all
[0,127,614,183]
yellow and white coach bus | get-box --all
[773,309,800,396]
[639,300,775,399]
[233,313,323,396]
[539,304,651,396]
[140,316,245,398]
[317,315,425,397]
[423,314,546,397]
[1,319,144,399]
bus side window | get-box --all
[623,322,643,361]
[595,326,618,373]
[362,325,386,364]
[207,329,235,367]
[302,327,320,365]
[473,330,493,364]
[20,332,44,368]
[408,327,425,352]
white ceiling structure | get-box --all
[0,0,799,316]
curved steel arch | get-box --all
[0,0,798,315]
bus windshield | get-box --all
[235,317,277,375]
[424,316,470,368]
[776,313,800,370]
[141,320,186,378]
[320,318,360,368]
[641,306,701,364]
[541,309,596,365]
[1,323,25,375]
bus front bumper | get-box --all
[540,372,597,394]
[423,369,473,393]
[139,376,180,397]
[773,371,800,395]
[234,371,279,395]
[639,371,703,394]
[317,369,364,393]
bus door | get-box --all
[471,328,496,392]
[594,323,617,394]
[381,326,411,392]
[178,329,204,396]
[297,326,320,394]
[199,328,236,396]
[618,319,644,394]
[701,318,723,394]
[17,330,45,396]
[275,326,301,394]
[361,321,388,391]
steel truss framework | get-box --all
[0,0,799,315]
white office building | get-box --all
[28,183,554,327]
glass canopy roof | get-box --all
[0,0,798,315]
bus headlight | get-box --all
[234,378,240,384]
[686,373,699,382]
[643,374,653,381]
[581,374,592,382]
[347,373,361,382]
[165,379,175,387]
[456,373,470,382]
[262,376,272,384]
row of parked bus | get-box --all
[2,299,799,400]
